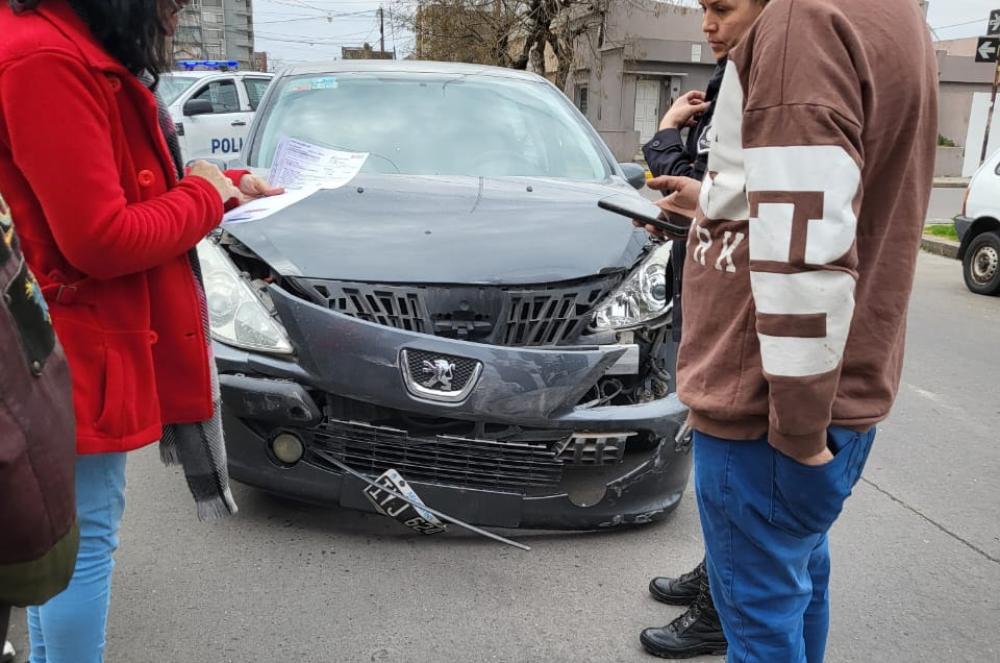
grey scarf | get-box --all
[144,72,238,520]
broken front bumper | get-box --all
[216,285,691,530]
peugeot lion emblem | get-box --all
[421,359,455,391]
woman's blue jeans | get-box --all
[27,453,127,663]
[694,427,875,663]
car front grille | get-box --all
[290,276,621,347]
[305,419,565,492]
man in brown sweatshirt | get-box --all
[641,0,937,660]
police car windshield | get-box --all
[251,73,610,180]
[157,75,199,106]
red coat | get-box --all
[0,2,245,454]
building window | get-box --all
[202,10,224,24]
[691,44,703,62]
[576,86,589,116]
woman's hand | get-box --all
[188,160,241,205]
[659,91,710,131]
[237,174,284,203]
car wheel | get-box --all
[963,231,1000,296]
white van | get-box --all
[158,71,273,163]
[955,149,1000,296]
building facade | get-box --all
[561,0,716,162]
[342,44,395,60]
[173,0,255,71]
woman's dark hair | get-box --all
[9,0,171,81]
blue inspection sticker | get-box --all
[310,77,338,90]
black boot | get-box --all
[648,559,707,606]
[640,577,728,659]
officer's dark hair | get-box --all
[8,0,172,84]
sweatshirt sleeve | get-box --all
[0,52,223,281]
[740,0,866,458]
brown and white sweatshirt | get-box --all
[676,0,938,458]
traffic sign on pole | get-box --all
[977,36,999,63]
[989,9,1000,36]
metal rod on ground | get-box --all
[316,451,531,552]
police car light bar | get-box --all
[177,60,240,71]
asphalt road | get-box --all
[8,252,1000,663]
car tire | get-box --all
[963,231,1000,296]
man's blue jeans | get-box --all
[27,453,127,663]
[694,427,875,663]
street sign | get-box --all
[977,36,1000,63]
[990,9,1000,36]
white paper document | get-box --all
[222,186,320,225]
[268,136,369,190]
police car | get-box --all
[159,62,273,163]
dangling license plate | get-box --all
[363,469,447,535]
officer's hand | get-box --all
[660,91,709,131]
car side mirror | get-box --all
[620,163,648,190]
[183,98,215,117]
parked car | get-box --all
[202,61,691,530]
[955,150,1000,296]
[159,70,273,163]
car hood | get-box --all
[224,174,650,285]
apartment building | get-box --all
[172,0,256,71]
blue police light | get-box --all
[177,60,240,71]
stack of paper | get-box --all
[223,136,369,225]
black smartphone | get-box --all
[598,194,690,236]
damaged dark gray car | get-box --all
[201,61,691,530]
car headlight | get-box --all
[196,239,293,355]
[592,241,673,331]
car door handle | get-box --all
[231,120,247,127]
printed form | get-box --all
[223,136,368,225]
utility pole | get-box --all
[379,6,386,54]
[978,10,1000,164]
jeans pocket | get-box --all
[769,429,869,537]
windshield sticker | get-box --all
[310,77,338,90]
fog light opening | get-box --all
[271,432,304,466]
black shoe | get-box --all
[640,578,727,659]
[648,559,707,606]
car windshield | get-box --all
[251,72,610,180]
[157,75,200,106]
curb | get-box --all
[932,178,969,189]
[921,236,960,259]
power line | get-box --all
[930,18,984,31]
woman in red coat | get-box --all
[0,1,280,660]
